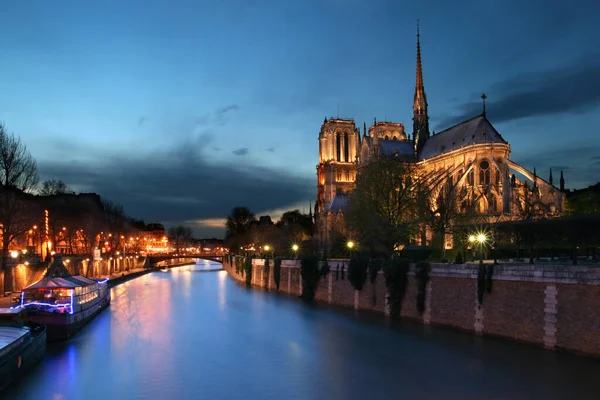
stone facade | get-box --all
[224,257,600,358]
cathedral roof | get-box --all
[325,193,348,213]
[379,140,415,161]
[419,114,507,160]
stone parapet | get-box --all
[223,256,600,358]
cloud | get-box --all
[267,147,276,152]
[138,116,148,126]
[194,104,240,127]
[232,147,249,156]
[38,139,315,238]
[437,53,600,128]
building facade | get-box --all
[314,26,565,251]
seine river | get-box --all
[5,261,600,399]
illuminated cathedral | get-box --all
[314,25,565,251]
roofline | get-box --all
[431,112,508,145]
[417,142,511,162]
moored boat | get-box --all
[16,255,111,342]
[0,309,46,393]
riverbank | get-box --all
[223,256,600,358]
[0,258,203,308]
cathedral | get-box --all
[314,26,566,251]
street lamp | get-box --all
[292,244,299,259]
[469,233,487,263]
[347,241,354,249]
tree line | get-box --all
[225,206,313,257]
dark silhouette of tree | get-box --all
[0,122,40,293]
[565,182,600,215]
[346,155,419,258]
[38,179,74,196]
[168,225,194,253]
[225,206,256,240]
[100,198,128,255]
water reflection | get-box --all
[5,261,600,400]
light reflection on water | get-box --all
[5,261,600,400]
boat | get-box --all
[160,267,169,272]
[0,308,46,393]
[15,255,111,342]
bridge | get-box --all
[144,254,224,268]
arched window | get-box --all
[495,169,501,186]
[344,132,349,162]
[491,196,498,212]
[336,170,342,181]
[479,160,490,185]
[468,170,474,185]
[336,133,341,161]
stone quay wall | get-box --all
[223,256,600,358]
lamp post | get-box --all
[469,233,487,263]
[292,244,299,259]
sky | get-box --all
[1,0,599,238]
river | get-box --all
[5,261,600,399]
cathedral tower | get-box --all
[413,21,430,156]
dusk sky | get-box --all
[1,0,599,238]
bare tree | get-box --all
[0,123,40,294]
[38,179,74,196]
[168,226,194,253]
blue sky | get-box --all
[1,0,599,237]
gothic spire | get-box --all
[549,168,553,185]
[560,170,565,191]
[413,19,430,155]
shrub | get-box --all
[415,261,431,314]
[273,258,282,291]
[454,251,464,264]
[300,256,327,300]
[263,257,271,288]
[368,259,383,305]
[477,261,486,305]
[383,258,409,318]
[348,253,369,291]
[243,257,252,286]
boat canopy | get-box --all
[24,275,98,290]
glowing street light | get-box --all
[477,234,487,244]
[292,244,299,252]
[347,241,355,249]
[468,235,476,244]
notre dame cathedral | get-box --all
[314,25,565,251]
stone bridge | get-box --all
[143,254,224,268]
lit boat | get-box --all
[0,309,46,393]
[16,256,110,342]
[160,268,169,272]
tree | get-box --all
[100,198,128,255]
[346,155,419,258]
[416,168,468,255]
[565,182,600,215]
[225,206,256,238]
[0,123,40,293]
[168,225,194,253]
[38,179,74,196]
